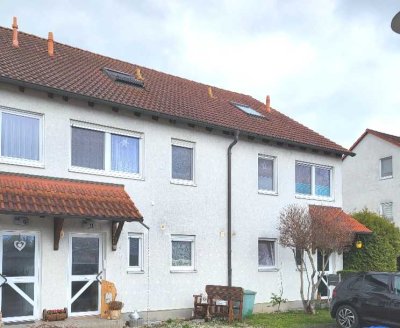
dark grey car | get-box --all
[330,272,400,328]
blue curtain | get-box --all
[1,113,39,160]
[111,134,139,173]
[315,167,330,197]
[295,164,311,195]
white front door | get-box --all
[69,234,103,316]
[0,231,40,322]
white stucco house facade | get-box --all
[0,21,367,323]
[343,129,400,225]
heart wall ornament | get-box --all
[14,240,26,251]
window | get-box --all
[258,239,277,270]
[70,122,142,178]
[380,156,393,178]
[317,250,330,272]
[171,139,195,184]
[295,248,303,266]
[364,274,390,293]
[258,155,277,194]
[0,108,42,164]
[103,68,144,88]
[394,275,400,295]
[232,102,265,118]
[295,162,332,198]
[380,202,393,221]
[171,235,195,271]
[128,233,143,272]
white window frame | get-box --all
[258,238,278,272]
[127,233,144,273]
[0,106,44,168]
[295,161,334,201]
[380,156,393,180]
[380,202,393,221]
[69,120,144,180]
[170,234,196,272]
[171,138,196,186]
[258,154,278,195]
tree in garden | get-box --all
[278,204,355,314]
[344,209,400,272]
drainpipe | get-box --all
[228,130,240,287]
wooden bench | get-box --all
[193,285,243,323]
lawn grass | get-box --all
[160,309,335,328]
[244,309,335,328]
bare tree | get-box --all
[278,204,355,314]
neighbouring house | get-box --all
[0,19,369,323]
[343,129,400,225]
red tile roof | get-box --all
[0,27,351,156]
[0,173,143,221]
[348,129,400,154]
[309,205,371,234]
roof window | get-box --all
[232,102,264,117]
[103,68,144,87]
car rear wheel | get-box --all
[335,305,360,328]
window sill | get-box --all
[380,176,393,180]
[170,269,197,273]
[127,269,145,274]
[0,157,44,169]
[295,194,334,202]
[258,190,278,196]
[69,166,144,180]
[170,179,197,187]
[258,267,279,272]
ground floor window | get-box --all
[258,238,277,270]
[128,233,143,272]
[171,235,195,271]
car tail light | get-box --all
[332,286,337,299]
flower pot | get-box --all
[110,309,121,320]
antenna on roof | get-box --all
[12,16,19,48]
[266,95,271,113]
[48,32,54,57]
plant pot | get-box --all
[110,309,121,320]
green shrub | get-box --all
[343,209,400,272]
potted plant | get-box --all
[108,301,123,320]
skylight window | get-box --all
[232,102,264,117]
[103,68,144,87]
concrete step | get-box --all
[3,317,125,328]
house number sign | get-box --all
[14,240,26,251]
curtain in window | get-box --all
[1,113,39,160]
[129,238,139,267]
[295,164,311,194]
[172,240,192,266]
[258,157,273,190]
[315,167,330,196]
[258,240,275,266]
[71,127,104,170]
[172,145,193,180]
[111,134,139,173]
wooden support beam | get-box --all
[111,221,125,251]
[54,217,64,251]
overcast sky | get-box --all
[1,0,399,148]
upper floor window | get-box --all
[295,162,332,198]
[258,155,277,194]
[171,139,195,185]
[70,121,142,178]
[0,108,42,165]
[380,156,393,179]
[380,202,393,221]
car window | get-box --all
[347,275,364,290]
[364,274,390,293]
[394,275,400,295]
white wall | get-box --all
[343,133,400,225]
[0,83,343,316]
